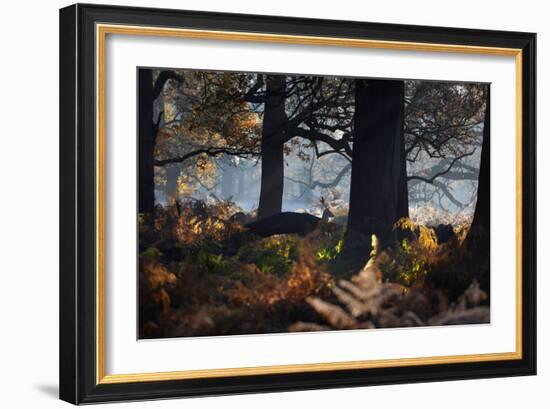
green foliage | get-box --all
[401,238,412,254]
[381,235,430,287]
[393,238,427,285]
[256,250,290,274]
[196,249,226,274]
[142,246,163,258]
[237,234,299,276]
[316,239,343,261]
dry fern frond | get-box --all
[288,322,331,332]
[305,297,358,330]
[292,235,489,331]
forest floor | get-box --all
[138,200,490,339]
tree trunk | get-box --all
[138,69,155,215]
[345,79,409,258]
[237,167,245,197]
[464,86,490,255]
[165,163,180,204]
[221,159,235,200]
[470,87,490,234]
[257,75,287,220]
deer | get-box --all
[245,197,334,237]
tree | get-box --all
[281,80,487,222]
[138,69,183,214]
[345,79,409,255]
[403,81,486,216]
[146,70,487,241]
[247,74,355,219]
[164,163,181,204]
[257,75,287,219]
[151,71,355,222]
[138,69,156,215]
[464,85,490,250]
[152,70,262,201]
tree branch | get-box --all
[243,75,266,103]
[153,70,184,100]
[407,150,476,184]
[155,147,258,166]
[152,111,164,142]
[433,180,465,208]
[285,163,351,189]
[292,127,353,157]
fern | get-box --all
[290,235,489,331]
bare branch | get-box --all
[407,150,476,184]
[153,70,184,100]
[292,127,353,158]
[243,75,266,103]
[155,147,258,166]
[285,163,351,189]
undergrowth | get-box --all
[139,202,488,338]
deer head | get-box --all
[320,197,334,221]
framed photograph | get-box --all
[59,3,536,404]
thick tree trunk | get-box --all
[345,79,409,258]
[469,87,490,234]
[138,69,155,215]
[257,75,287,220]
[464,86,490,254]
